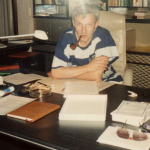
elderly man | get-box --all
[49,4,123,83]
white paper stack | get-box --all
[3,73,46,85]
[0,95,35,115]
[111,101,150,126]
[59,95,107,121]
[63,81,99,98]
[97,126,150,150]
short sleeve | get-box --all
[52,33,70,69]
[95,29,119,64]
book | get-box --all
[137,15,150,19]
[59,95,107,121]
[35,0,42,4]
[143,0,148,7]
[46,0,52,4]
[7,101,60,122]
[135,11,150,16]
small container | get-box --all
[29,85,51,99]
[0,86,15,97]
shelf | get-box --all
[35,4,67,6]
[109,6,149,8]
[33,15,71,19]
[126,19,150,23]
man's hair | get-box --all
[72,4,100,22]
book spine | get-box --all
[127,0,130,6]
[148,0,150,6]
[143,0,148,6]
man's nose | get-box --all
[81,25,86,33]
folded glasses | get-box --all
[117,127,148,141]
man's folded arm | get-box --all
[74,70,104,81]
[51,67,104,81]
[51,56,108,81]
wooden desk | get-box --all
[0,83,150,150]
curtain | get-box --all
[0,0,14,36]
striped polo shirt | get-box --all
[52,26,123,82]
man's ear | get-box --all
[95,20,99,29]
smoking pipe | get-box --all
[70,36,82,50]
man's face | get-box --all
[73,13,99,46]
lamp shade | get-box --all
[0,30,48,41]
[34,30,48,40]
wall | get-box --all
[126,23,150,47]
[16,0,34,34]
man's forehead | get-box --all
[74,13,96,22]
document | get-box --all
[114,101,149,118]
[35,77,114,94]
[111,101,150,126]
[64,81,99,98]
[97,126,150,150]
[0,95,35,115]
[3,73,46,85]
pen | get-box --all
[62,88,65,92]
[37,82,48,87]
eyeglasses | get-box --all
[117,128,148,141]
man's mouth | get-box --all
[81,35,87,38]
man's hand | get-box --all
[86,56,109,72]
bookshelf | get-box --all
[108,0,150,23]
[33,0,69,18]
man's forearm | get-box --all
[51,56,108,80]
[74,70,104,81]
[51,65,89,79]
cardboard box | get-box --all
[126,29,136,50]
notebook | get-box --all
[7,101,60,122]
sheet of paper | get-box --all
[3,73,46,85]
[97,81,114,92]
[0,95,35,115]
[37,77,86,94]
[36,77,114,94]
[115,101,149,117]
[97,126,150,150]
[64,81,98,98]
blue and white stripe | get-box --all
[52,26,123,82]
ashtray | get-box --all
[29,85,51,99]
